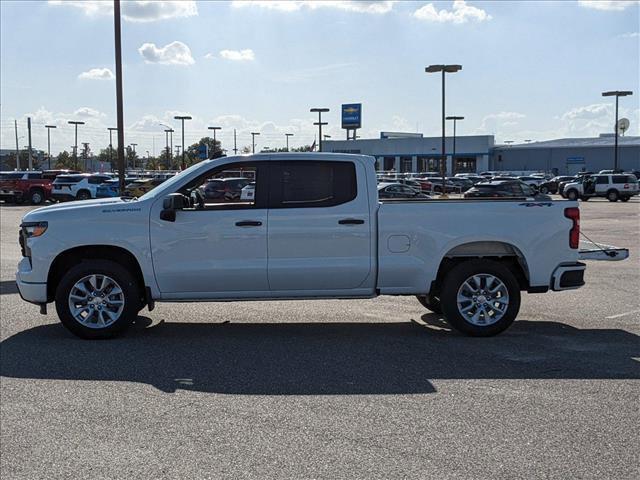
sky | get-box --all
[1,0,639,157]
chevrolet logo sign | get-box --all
[343,107,359,114]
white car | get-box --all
[51,173,113,201]
[16,153,627,339]
[240,182,255,202]
[562,173,639,202]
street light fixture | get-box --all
[174,115,192,169]
[285,133,293,152]
[45,125,56,169]
[208,126,222,158]
[323,134,332,140]
[425,64,462,197]
[602,90,633,171]
[67,121,85,171]
[251,132,260,153]
[310,108,330,152]
[445,116,464,175]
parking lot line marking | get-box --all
[605,309,640,319]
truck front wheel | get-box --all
[29,189,44,205]
[440,260,521,337]
[55,260,140,339]
[416,294,442,314]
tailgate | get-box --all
[579,240,629,261]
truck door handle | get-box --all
[235,220,262,227]
[338,218,365,225]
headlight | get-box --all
[21,221,48,238]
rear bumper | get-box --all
[551,262,586,291]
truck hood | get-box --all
[22,197,140,222]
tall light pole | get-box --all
[108,127,117,171]
[285,133,293,151]
[251,132,260,153]
[446,116,464,175]
[426,64,462,197]
[130,143,137,170]
[602,90,633,171]
[159,123,173,168]
[208,126,222,158]
[174,115,192,169]
[45,125,56,169]
[310,108,329,152]
[68,120,85,171]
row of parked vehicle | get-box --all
[0,170,176,205]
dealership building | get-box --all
[324,133,639,175]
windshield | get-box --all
[137,160,213,201]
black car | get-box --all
[378,183,429,199]
[464,180,540,199]
[538,175,576,194]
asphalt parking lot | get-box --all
[1,197,639,479]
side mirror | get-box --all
[160,193,187,222]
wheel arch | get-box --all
[431,241,530,294]
[47,245,145,303]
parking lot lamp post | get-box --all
[446,116,464,175]
[251,132,260,153]
[285,133,293,152]
[426,64,462,198]
[174,115,192,169]
[45,125,56,169]
[130,143,137,170]
[602,90,633,171]
[67,121,85,171]
[208,126,222,158]
[107,127,118,171]
[310,108,329,152]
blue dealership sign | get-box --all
[566,156,585,164]
[342,103,362,129]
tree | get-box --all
[54,150,75,170]
[240,145,252,154]
[125,147,139,169]
[145,156,163,170]
[291,145,314,152]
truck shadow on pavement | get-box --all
[1,315,638,394]
[0,280,19,295]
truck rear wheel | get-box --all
[55,260,140,339]
[566,189,578,201]
[416,294,442,314]
[440,260,520,337]
[607,190,619,202]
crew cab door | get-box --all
[266,160,372,292]
[149,161,269,295]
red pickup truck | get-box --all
[0,170,78,205]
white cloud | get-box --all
[577,1,639,11]
[478,111,525,131]
[138,41,195,65]
[231,1,395,14]
[413,1,492,23]
[272,62,354,83]
[617,31,639,38]
[78,68,114,80]
[48,1,198,22]
[561,103,611,121]
[204,53,216,60]
[219,49,255,61]
[74,107,106,119]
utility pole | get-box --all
[251,132,260,153]
[45,125,57,169]
[208,126,221,158]
[14,120,20,170]
[310,108,329,152]
[164,129,171,168]
[130,143,137,170]
[68,120,85,171]
[175,145,181,159]
[108,127,117,171]
[174,115,192,169]
[81,142,90,171]
[27,117,33,170]
[285,133,293,151]
[233,129,237,154]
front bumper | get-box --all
[551,262,586,291]
[15,277,47,304]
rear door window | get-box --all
[612,175,632,184]
[54,175,85,184]
[595,176,608,184]
[270,161,357,208]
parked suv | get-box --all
[562,174,639,202]
[52,174,113,201]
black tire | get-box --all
[580,196,590,201]
[439,259,521,337]
[620,196,630,202]
[29,189,44,205]
[607,190,619,202]
[566,189,579,201]
[77,190,91,201]
[416,294,442,314]
[55,260,141,339]
[539,186,548,194]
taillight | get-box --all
[564,207,580,249]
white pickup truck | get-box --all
[16,153,622,339]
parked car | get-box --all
[378,182,430,199]
[517,176,546,189]
[17,153,625,340]
[96,178,137,198]
[562,174,639,202]
[201,177,252,201]
[432,178,463,194]
[0,171,55,205]
[122,178,165,197]
[538,176,576,194]
[447,177,474,192]
[463,180,542,199]
[51,174,113,201]
[398,179,426,192]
